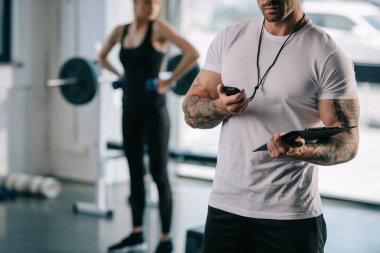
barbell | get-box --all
[47,55,200,105]
[47,57,98,105]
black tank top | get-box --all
[119,21,165,109]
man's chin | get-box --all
[264,16,279,23]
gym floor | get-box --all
[1,163,380,253]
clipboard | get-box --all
[253,126,357,152]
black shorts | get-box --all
[203,206,327,253]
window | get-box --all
[307,13,326,27]
[0,0,11,62]
[309,13,356,31]
[324,14,356,31]
[364,15,380,31]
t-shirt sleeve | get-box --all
[203,30,225,73]
[317,49,358,100]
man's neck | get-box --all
[264,11,306,36]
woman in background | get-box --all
[98,0,199,252]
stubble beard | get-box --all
[260,2,285,22]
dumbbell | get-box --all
[0,173,62,198]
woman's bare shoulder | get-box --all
[153,19,176,37]
[114,24,128,35]
[109,24,129,41]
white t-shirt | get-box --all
[203,16,358,220]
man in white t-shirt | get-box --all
[182,0,359,252]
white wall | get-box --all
[0,66,12,176]
[0,0,56,176]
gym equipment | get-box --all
[108,141,217,167]
[0,188,16,200]
[111,79,122,90]
[71,150,118,219]
[185,226,204,253]
[167,54,200,95]
[47,57,98,105]
[354,63,380,84]
[47,57,113,218]
[72,79,114,218]
[145,78,159,92]
[0,173,62,198]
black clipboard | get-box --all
[253,126,357,152]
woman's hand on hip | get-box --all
[156,78,173,94]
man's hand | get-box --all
[267,132,305,158]
[216,84,249,115]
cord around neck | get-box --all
[248,13,306,103]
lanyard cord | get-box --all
[248,13,306,102]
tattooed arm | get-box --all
[182,69,248,129]
[268,99,360,165]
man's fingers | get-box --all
[216,88,248,114]
[268,132,287,157]
[217,84,224,94]
[294,136,305,147]
[227,100,249,114]
[234,98,249,113]
[273,132,285,141]
[224,89,246,105]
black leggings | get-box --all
[122,105,172,233]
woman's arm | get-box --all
[97,25,124,79]
[154,19,199,93]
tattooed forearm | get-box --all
[182,96,227,129]
[287,99,359,165]
[288,129,359,165]
[332,99,359,127]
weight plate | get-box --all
[59,58,98,105]
[167,55,200,96]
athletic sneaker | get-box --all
[108,232,148,252]
[154,240,173,253]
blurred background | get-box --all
[1,0,380,252]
